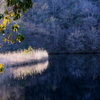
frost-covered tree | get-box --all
[21,0,100,53]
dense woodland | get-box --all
[0,1,100,99]
[1,0,100,53]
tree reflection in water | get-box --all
[0,54,100,100]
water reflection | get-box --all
[0,54,100,100]
[0,61,49,81]
[0,60,49,100]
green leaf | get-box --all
[0,14,4,19]
[1,30,5,33]
[12,24,19,32]
[16,34,24,42]
[11,40,15,44]
[4,10,9,15]
[13,13,21,20]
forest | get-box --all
[0,0,100,100]
[0,0,100,53]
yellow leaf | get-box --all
[2,20,7,26]
[3,37,7,42]
[9,12,14,17]
[11,40,15,44]
[0,24,5,30]
[7,19,10,23]
[0,63,4,67]
[0,63,4,73]
[4,15,10,20]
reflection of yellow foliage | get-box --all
[0,63,4,73]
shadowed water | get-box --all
[0,54,100,100]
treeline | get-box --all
[1,0,100,53]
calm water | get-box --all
[0,54,100,100]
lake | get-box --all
[0,54,100,100]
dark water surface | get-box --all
[0,54,100,100]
